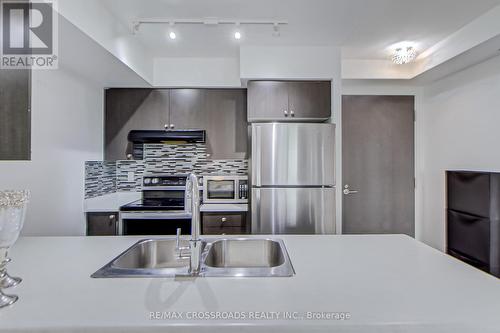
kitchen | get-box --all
[1,0,500,332]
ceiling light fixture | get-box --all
[168,22,177,40]
[392,46,417,65]
[131,18,288,39]
[272,22,280,37]
[234,22,242,40]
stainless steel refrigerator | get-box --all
[251,123,336,234]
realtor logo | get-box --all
[1,0,58,69]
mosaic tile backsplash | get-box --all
[84,161,117,198]
[85,143,248,198]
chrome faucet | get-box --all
[176,173,202,275]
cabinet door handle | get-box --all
[284,110,288,117]
[170,124,175,129]
[221,217,228,224]
[164,124,169,130]
[290,110,295,117]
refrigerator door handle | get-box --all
[251,188,261,234]
[254,125,262,187]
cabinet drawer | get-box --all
[447,172,491,218]
[447,210,490,265]
[203,226,247,235]
[202,213,245,227]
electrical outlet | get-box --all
[127,172,135,182]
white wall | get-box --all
[154,57,241,87]
[57,0,155,83]
[421,55,500,251]
[0,16,148,236]
[0,70,104,236]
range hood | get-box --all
[128,130,206,144]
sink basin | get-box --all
[204,239,285,268]
[92,238,294,278]
[91,239,191,278]
[203,238,295,277]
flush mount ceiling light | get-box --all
[392,46,417,65]
[131,17,287,39]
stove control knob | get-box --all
[152,178,160,185]
[144,178,151,185]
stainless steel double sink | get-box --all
[91,238,295,278]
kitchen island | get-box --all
[1,235,499,332]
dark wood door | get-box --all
[205,89,248,159]
[104,89,167,161]
[288,81,331,120]
[0,69,31,160]
[247,81,289,121]
[342,95,415,236]
[87,213,118,236]
[169,89,207,130]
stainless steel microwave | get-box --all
[202,176,248,204]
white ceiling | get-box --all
[102,0,500,60]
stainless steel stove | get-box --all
[119,174,203,235]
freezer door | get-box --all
[252,123,335,186]
[252,187,335,234]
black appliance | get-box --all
[119,174,203,236]
[447,171,500,277]
[127,130,206,159]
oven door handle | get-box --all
[120,212,193,220]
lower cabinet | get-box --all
[87,212,119,236]
[202,212,249,235]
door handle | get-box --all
[343,189,359,195]
[343,185,359,195]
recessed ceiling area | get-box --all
[102,0,500,59]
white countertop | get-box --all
[83,192,141,212]
[2,235,499,332]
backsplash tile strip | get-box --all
[85,143,248,198]
[84,161,117,198]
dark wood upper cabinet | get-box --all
[288,81,331,119]
[0,69,31,160]
[247,80,331,122]
[169,89,207,130]
[105,88,166,161]
[205,89,248,160]
[247,81,289,121]
[104,88,248,161]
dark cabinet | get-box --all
[105,88,248,161]
[446,171,500,277]
[169,89,207,130]
[105,89,167,161]
[247,81,289,121]
[202,212,248,235]
[247,81,331,122]
[0,69,31,160]
[288,81,331,119]
[87,212,118,236]
[205,89,248,159]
